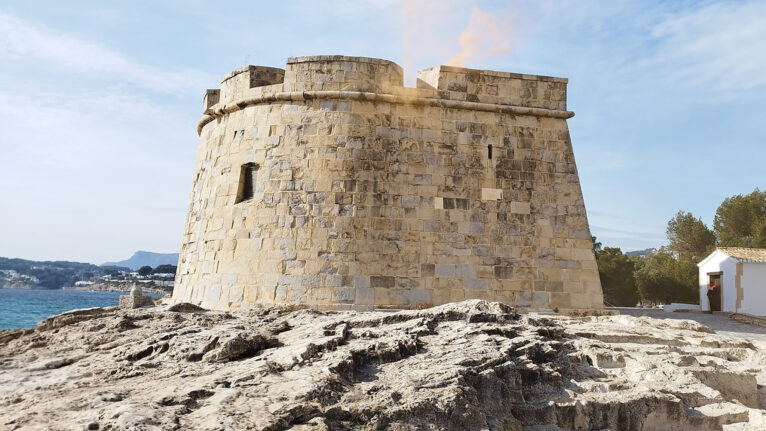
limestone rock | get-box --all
[167,302,208,313]
[1,300,765,430]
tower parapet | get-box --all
[417,65,567,110]
[175,55,603,312]
[284,55,403,93]
[219,65,285,103]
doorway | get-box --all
[707,273,722,312]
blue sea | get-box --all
[0,288,160,330]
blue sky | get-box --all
[0,0,764,264]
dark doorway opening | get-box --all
[707,272,722,312]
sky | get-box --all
[0,0,764,264]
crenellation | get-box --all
[203,89,220,110]
[175,55,603,312]
[218,65,285,104]
[418,65,568,110]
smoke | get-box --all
[396,2,514,84]
[447,6,513,67]
[398,0,450,84]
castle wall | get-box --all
[173,55,603,311]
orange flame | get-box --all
[447,6,513,67]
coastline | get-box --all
[65,282,170,296]
[1,283,170,296]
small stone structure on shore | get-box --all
[173,55,604,312]
[118,284,154,309]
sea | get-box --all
[0,288,161,330]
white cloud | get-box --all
[0,10,211,94]
[643,1,766,97]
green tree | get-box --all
[596,247,639,306]
[714,189,766,247]
[152,264,177,274]
[592,236,602,257]
[635,249,698,305]
[137,265,153,277]
[666,211,715,259]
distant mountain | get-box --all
[625,248,656,258]
[102,251,179,270]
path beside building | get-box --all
[612,307,766,345]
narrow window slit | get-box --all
[235,163,259,203]
[487,145,493,159]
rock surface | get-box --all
[1,300,766,430]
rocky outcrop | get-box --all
[1,300,765,430]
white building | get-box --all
[697,247,766,315]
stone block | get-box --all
[370,276,395,288]
[515,291,532,308]
[401,196,421,208]
[204,285,222,303]
[410,289,431,305]
[118,295,154,309]
[532,292,550,308]
[481,188,502,200]
[354,276,370,289]
[464,279,489,290]
[494,266,514,279]
[228,285,245,302]
[287,286,305,302]
[455,265,476,279]
[510,201,531,214]
[356,287,374,305]
[435,264,456,277]
[424,220,441,232]
[332,287,356,303]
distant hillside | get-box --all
[625,248,656,258]
[0,257,124,289]
[102,251,179,270]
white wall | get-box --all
[737,262,766,316]
[698,251,738,312]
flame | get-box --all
[447,6,513,67]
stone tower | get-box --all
[172,55,603,311]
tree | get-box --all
[666,211,715,260]
[714,189,766,248]
[596,247,639,306]
[592,236,602,257]
[635,248,698,305]
[152,264,177,274]
[137,266,153,276]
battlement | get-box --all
[417,65,568,110]
[218,65,285,103]
[207,56,568,112]
[285,55,404,93]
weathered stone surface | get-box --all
[173,55,603,311]
[2,301,766,429]
[168,302,208,313]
